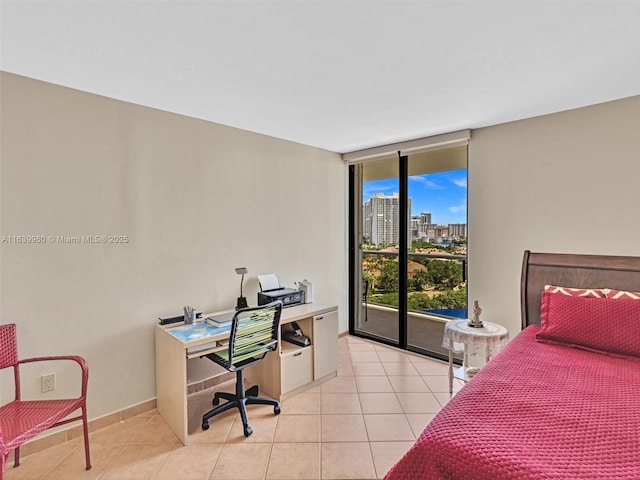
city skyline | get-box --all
[362,168,467,225]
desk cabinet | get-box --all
[313,310,338,380]
[281,346,313,393]
[246,305,339,400]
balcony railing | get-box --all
[359,249,467,357]
[362,249,467,311]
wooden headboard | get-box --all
[521,250,640,329]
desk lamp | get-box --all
[235,267,249,310]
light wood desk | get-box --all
[155,302,338,444]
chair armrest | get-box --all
[18,355,89,398]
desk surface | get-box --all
[157,302,338,348]
[165,321,231,342]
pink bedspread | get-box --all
[385,326,640,480]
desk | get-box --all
[155,302,338,444]
[442,319,509,394]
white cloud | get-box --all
[363,185,394,199]
[409,175,443,189]
[452,178,467,188]
[449,203,467,213]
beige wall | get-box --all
[3,70,640,421]
[468,95,640,337]
[0,72,347,419]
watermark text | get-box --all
[1,234,129,245]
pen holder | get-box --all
[183,306,196,325]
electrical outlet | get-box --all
[41,373,55,393]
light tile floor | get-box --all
[6,335,463,480]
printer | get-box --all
[257,274,305,308]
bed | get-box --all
[385,251,640,480]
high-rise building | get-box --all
[365,199,467,244]
[425,224,449,240]
[363,193,412,246]
[449,223,467,238]
[413,212,433,239]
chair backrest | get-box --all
[0,323,18,370]
[228,301,282,368]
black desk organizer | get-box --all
[158,312,202,326]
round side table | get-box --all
[442,319,509,394]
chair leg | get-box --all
[246,396,281,414]
[202,398,240,430]
[81,404,92,470]
[246,385,259,397]
[13,446,20,468]
[213,391,235,405]
[237,398,253,437]
[233,370,253,437]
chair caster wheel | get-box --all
[202,422,210,431]
[274,405,281,415]
[243,426,253,437]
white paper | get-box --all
[258,273,280,291]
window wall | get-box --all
[348,133,469,359]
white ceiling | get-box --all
[1,1,639,153]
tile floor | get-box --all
[5,335,463,480]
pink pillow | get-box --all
[606,289,640,300]
[537,291,640,358]
[543,285,606,298]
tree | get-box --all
[407,293,431,310]
[442,261,463,288]
[426,259,462,289]
[425,260,446,287]
[409,239,438,251]
[409,269,430,292]
[377,261,399,292]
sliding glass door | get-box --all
[405,146,467,356]
[354,156,400,343]
[349,141,468,359]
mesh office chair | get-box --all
[0,323,91,477]
[201,301,282,437]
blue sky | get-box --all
[363,168,467,225]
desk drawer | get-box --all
[281,346,313,394]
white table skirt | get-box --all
[442,319,509,357]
